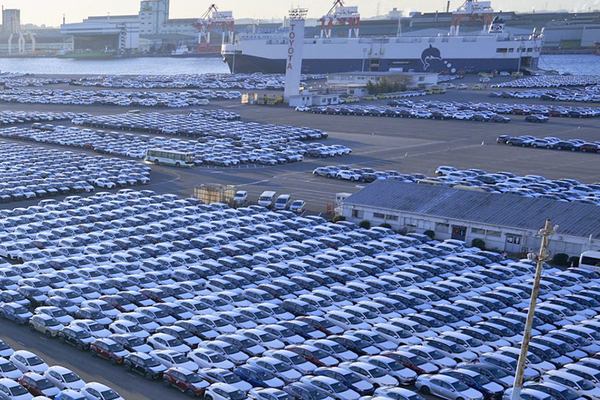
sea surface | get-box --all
[0,54,597,76]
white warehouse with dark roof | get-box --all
[342,180,600,257]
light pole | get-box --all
[510,219,557,400]
[362,47,368,72]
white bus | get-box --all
[580,251,600,272]
[144,149,195,167]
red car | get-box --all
[90,338,130,364]
[18,372,60,397]
[163,367,210,397]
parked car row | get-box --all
[1,190,600,400]
[313,164,600,205]
[0,141,150,203]
[73,112,328,141]
[493,75,600,89]
[1,76,72,88]
[188,109,241,121]
[0,125,349,167]
[0,111,83,128]
[69,72,325,91]
[0,342,126,400]
[0,88,236,108]
[497,135,600,153]
[295,104,511,123]
[388,99,600,119]
[489,86,600,103]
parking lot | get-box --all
[0,73,598,400]
[1,189,600,400]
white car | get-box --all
[0,378,33,400]
[0,358,22,380]
[247,356,302,383]
[300,375,360,400]
[335,171,361,181]
[147,333,191,354]
[81,382,124,400]
[188,348,234,370]
[204,382,248,400]
[543,370,600,399]
[10,351,48,374]
[359,355,418,385]
[150,350,199,372]
[338,361,397,387]
[263,349,317,374]
[44,366,85,391]
[70,320,111,339]
[415,374,484,400]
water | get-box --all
[0,54,597,76]
[0,56,230,76]
[538,54,600,76]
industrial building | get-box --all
[342,180,600,257]
[328,71,439,93]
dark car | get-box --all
[123,352,166,380]
[524,115,549,123]
[314,367,375,396]
[90,338,128,365]
[58,326,93,350]
[163,367,209,397]
[442,369,503,400]
[554,141,579,151]
[491,115,510,123]
[579,143,600,153]
[284,382,328,400]
[233,365,282,388]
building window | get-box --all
[351,209,359,218]
[405,218,418,227]
[486,230,502,237]
[508,48,514,52]
[436,223,450,233]
[471,228,486,235]
[496,48,508,53]
[418,76,425,81]
[527,48,533,52]
[385,214,398,221]
[373,212,385,219]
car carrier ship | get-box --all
[222,0,544,74]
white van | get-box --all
[274,194,292,210]
[258,191,277,208]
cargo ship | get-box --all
[57,49,116,60]
[222,0,544,74]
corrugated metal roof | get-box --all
[344,180,600,239]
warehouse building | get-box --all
[342,180,600,257]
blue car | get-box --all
[0,302,32,324]
[233,365,284,388]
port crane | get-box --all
[320,0,361,39]
[450,0,495,36]
[194,4,234,52]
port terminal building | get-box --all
[342,180,600,257]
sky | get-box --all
[4,0,600,27]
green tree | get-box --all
[424,230,435,240]
[471,238,486,250]
[359,220,371,229]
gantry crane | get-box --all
[320,0,360,39]
[194,4,234,52]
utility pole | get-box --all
[510,219,557,400]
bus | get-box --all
[579,251,600,272]
[144,149,195,167]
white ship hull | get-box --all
[222,34,542,74]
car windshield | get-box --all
[469,373,490,385]
[27,356,44,366]
[370,367,386,378]
[108,343,124,352]
[145,358,161,367]
[101,389,121,400]
[37,378,54,389]
[222,372,241,384]
[78,331,92,339]
[579,379,595,390]
[10,385,29,396]
[229,390,246,400]
[453,381,470,391]
[63,372,81,382]
[129,337,144,346]
[0,362,17,372]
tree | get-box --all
[471,238,486,250]
[359,220,371,229]
[379,223,392,228]
[424,230,435,240]
[332,215,346,222]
